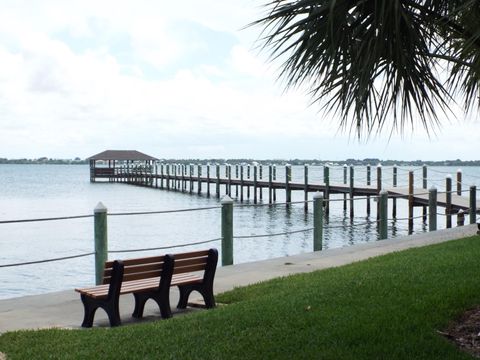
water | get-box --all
[1,164,479,299]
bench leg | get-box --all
[177,284,216,309]
[132,292,172,319]
[80,294,121,328]
[80,295,97,328]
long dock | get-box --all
[91,164,479,213]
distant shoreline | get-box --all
[1,158,480,166]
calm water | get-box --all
[1,164,479,299]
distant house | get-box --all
[88,150,158,182]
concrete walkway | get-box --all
[0,224,477,333]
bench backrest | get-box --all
[172,248,218,281]
[103,255,173,284]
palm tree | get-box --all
[252,0,480,137]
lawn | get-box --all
[1,236,480,359]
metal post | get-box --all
[470,185,477,224]
[446,175,452,228]
[160,163,164,189]
[313,193,324,251]
[94,202,108,285]
[379,190,388,240]
[221,196,234,266]
[190,164,194,194]
[429,187,437,232]
[304,164,309,212]
[457,169,462,195]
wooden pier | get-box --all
[88,151,480,232]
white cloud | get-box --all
[0,0,476,161]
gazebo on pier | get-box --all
[88,150,158,183]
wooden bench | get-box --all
[75,248,218,327]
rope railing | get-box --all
[0,214,93,224]
[109,205,220,216]
[108,237,222,253]
[0,252,95,268]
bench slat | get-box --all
[174,256,208,267]
[173,250,209,260]
[173,263,208,274]
[105,255,167,268]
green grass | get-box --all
[2,236,480,359]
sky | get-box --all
[0,0,478,161]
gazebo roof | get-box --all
[88,150,158,161]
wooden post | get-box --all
[253,164,258,204]
[313,193,324,251]
[344,164,348,211]
[304,164,309,212]
[457,169,462,195]
[392,165,397,218]
[422,166,428,223]
[366,164,371,216]
[408,170,414,234]
[470,185,477,224]
[273,165,277,202]
[349,165,354,219]
[216,164,220,198]
[182,164,187,192]
[285,164,292,206]
[235,165,239,198]
[268,164,273,204]
[189,164,193,194]
[221,196,234,266]
[376,164,382,220]
[227,164,232,197]
[324,165,330,215]
[206,163,210,197]
[247,165,250,200]
[240,165,244,202]
[457,210,465,226]
[173,164,177,190]
[166,164,170,190]
[259,165,263,201]
[446,175,452,228]
[429,186,437,232]
[160,163,164,189]
[379,190,388,240]
[197,164,202,195]
[94,202,108,285]
[423,165,428,189]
